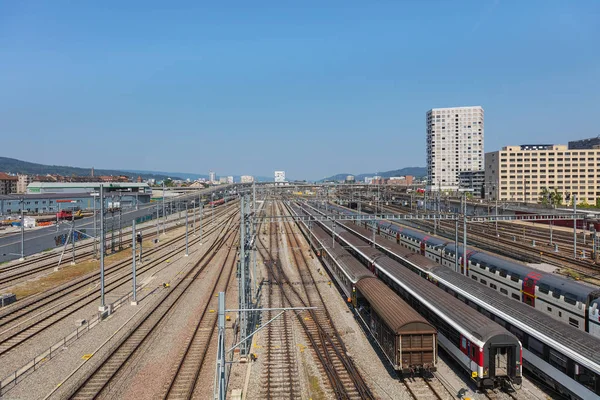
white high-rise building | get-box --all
[209,170,216,183]
[426,106,484,191]
[274,171,286,183]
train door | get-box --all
[488,345,514,381]
[522,272,541,308]
[587,292,600,335]
[396,232,400,244]
[421,236,429,256]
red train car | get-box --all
[514,210,600,231]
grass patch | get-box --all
[11,259,100,299]
[562,268,582,280]
[42,248,53,253]
[8,225,185,300]
[308,375,325,400]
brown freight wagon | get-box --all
[355,277,437,373]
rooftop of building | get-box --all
[27,182,150,188]
[0,173,18,181]
[427,106,483,112]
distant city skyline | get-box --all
[1,1,598,180]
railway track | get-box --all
[0,203,228,289]
[0,207,238,359]
[402,375,451,399]
[373,203,600,279]
[264,200,373,400]
[161,222,239,399]
[262,203,301,399]
[67,217,238,399]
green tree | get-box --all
[549,188,563,207]
[539,187,550,206]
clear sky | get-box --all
[1,1,598,180]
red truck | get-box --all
[56,210,83,220]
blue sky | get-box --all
[1,1,598,180]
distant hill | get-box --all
[322,167,426,182]
[124,169,273,182]
[0,157,181,181]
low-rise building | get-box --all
[485,144,600,204]
[26,182,151,195]
[17,174,33,193]
[458,170,485,196]
[274,171,286,183]
[227,176,234,184]
[240,175,254,183]
[0,173,17,195]
[388,176,414,186]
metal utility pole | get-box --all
[118,197,123,250]
[455,217,459,274]
[463,192,468,276]
[573,194,577,259]
[215,292,226,400]
[19,197,24,261]
[162,181,166,235]
[71,212,76,265]
[131,220,138,305]
[193,200,197,236]
[200,203,204,244]
[92,192,98,259]
[332,221,335,248]
[239,196,247,355]
[155,202,160,242]
[185,208,189,257]
[99,185,107,312]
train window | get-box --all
[549,349,568,373]
[569,318,579,328]
[499,269,507,278]
[528,336,544,358]
[480,279,487,285]
[489,267,497,274]
[552,289,561,299]
[547,307,552,312]
[472,275,478,281]
[564,293,577,305]
[509,325,525,341]
[512,293,520,300]
[500,288,508,295]
[490,283,497,290]
[574,364,600,391]
[538,284,550,294]
[510,274,520,282]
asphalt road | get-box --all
[1,202,168,264]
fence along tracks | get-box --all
[0,207,238,359]
[67,214,239,400]
[257,200,374,400]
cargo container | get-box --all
[355,277,437,373]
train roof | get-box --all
[430,265,600,371]
[310,225,373,283]
[375,256,516,345]
[356,277,436,335]
[468,250,596,301]
[304,203,517,344]
[325,201,599,304]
